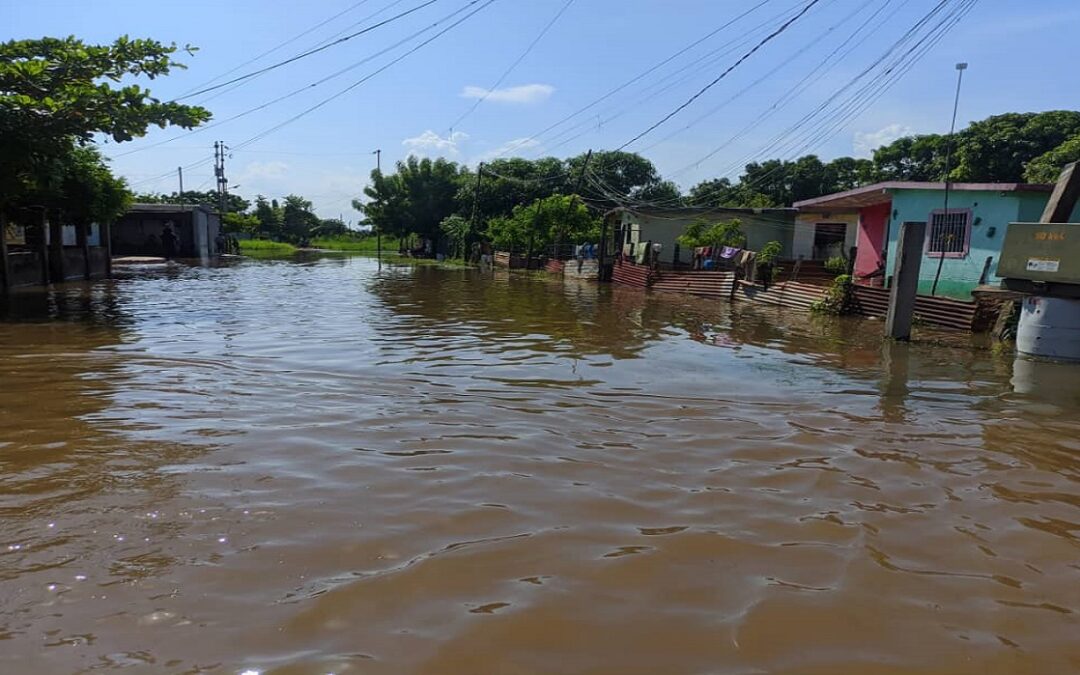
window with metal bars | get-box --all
[927,209,971,258]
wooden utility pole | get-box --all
[1040,161,1080,223]
[885,221,927,341]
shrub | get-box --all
[824,256,847,275]
[811,274,853,315]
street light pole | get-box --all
[931,62,968,296]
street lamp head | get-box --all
[956,62,968,70]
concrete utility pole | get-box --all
[931,62,968,296]
[558,149,593,260]
[178,166,185,208]
[373,149,381,265]
[1040,161,1080,223]
[214,141,229,214]
[885,221,928,341]
[468,162,484,259]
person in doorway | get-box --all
[215,232,226,256]
[162,223,180,259]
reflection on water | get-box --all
[1,256,1078,674]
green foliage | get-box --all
[135,190,249,212]
[486,194,596,253]
[953,111,1080,182]
[439,214,470,256]
[1024,134,1080,183]
[676,218,746,249]
[356,156,464,244]
[811,274,853,315]
[757,240,782,264]
[824,256,848,275]
[310,235,380,252]
[1,36,210,209]
[239,239,297,254]
[222,212,260,234]
[282,194,320,242]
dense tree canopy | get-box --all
[1,36,210,213]
[135,190,250,213]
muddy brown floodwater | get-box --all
[1,255,1079,674]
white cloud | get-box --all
[853,124,914,157]
[402,130,469,157]
[477,137,542,162]
[236,160,289,181]
[460,83,554,104]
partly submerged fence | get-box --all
[850,285,978,331]
[610,260,989,332]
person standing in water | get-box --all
[162,222,180,259]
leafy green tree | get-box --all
[0,36,210,207]
[1024,134,1080,183]
[634,180,683,206]
[355,169,410,245]
[134,190,249,212]
[871,134,948,181]
[222,211,260,234]
[676,218,746,249]
[315,218,348,237]
[282,194,320,242]
[486,194,595,253]
[458,156,567,224]
[570,150,668,209]
[50,145,132,227]
[253,196,284,239]
[439,214,470,257]
[954,111,1080,182]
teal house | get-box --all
[795,181,1080,299]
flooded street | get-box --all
[1,255,1078,674]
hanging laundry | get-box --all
[720,246,741,259]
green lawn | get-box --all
[309,236,382,252]
[238,239,297,254]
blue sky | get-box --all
[6,0,1079,219]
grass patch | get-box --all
[239,239,297,254]
[310,236,381,252]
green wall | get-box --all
[883,189,1080,299]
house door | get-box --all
[812,223,847,259]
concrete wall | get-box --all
[855,202,890,278]
[793,212,857,261]
[620,210,795,264]
[8,251,43,287]
[883,189,1080,299]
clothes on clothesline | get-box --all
[720,246,741,259]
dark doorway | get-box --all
[812,223,847,260]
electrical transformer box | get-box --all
[998,222,1080,285]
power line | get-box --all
[448,0,577,132]
[232,0,499,151]
[175,0,379,99]
[485,0,777,161]
[175,0,442,100]
[113,0,481,158]
[618,0,825,150]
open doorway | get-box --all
[812,223,847,260]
